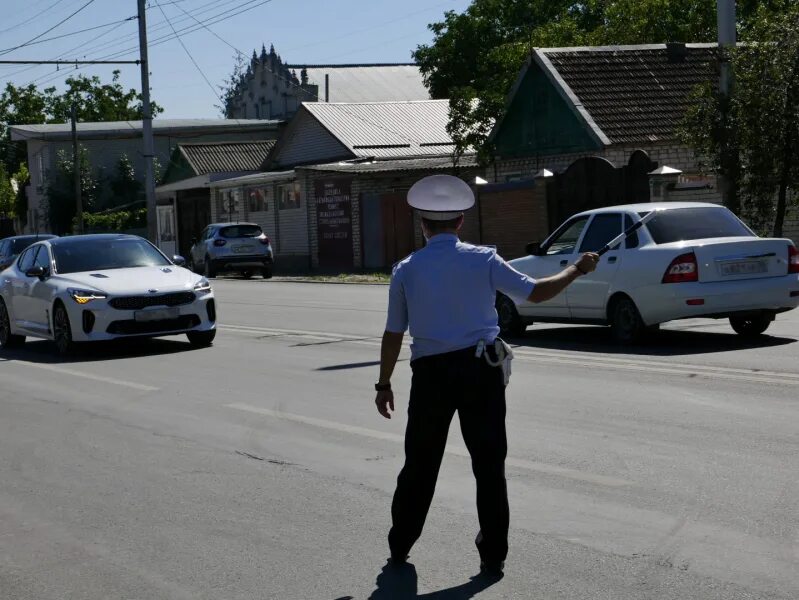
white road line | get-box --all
[219,324,799,386]
[5,360,159,392]
[226,402,633,488]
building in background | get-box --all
[224,44,429,120]
[10,119,282,235]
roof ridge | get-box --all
[540,42,720,53]
[304,99,447,107]
[178,140,275,147]
[286,63,417,68]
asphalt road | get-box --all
[2,279,799,599]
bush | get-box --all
[77,208,147,232]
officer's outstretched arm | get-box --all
[527,253,598,304]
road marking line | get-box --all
[219,324,799,386]
[226,402,633,488]
[6,360,159,392]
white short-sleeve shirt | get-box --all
[386,233,535,361]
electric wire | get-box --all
[153,0,224,105]
[0,0,97,57]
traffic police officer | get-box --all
[374,174,598,577]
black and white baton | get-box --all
[596,209,662,257]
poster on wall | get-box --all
[315,178,353,269]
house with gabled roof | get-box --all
[488,41,799,243]
[213,99,481,271]
[154,140,276,258]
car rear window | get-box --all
[11,238,37,253]
[642,207,754,244]
[220,225,262,239]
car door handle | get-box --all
[607,256,617,264]
[560,260,568,267]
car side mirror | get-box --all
[172,255,187,267]
[25,265,47,279]
[525,241,542,256]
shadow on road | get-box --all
[317,360,407,371]
[506,324,796,356]
[0,337,200,365]
[364,562,500,599]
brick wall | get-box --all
[493,143,703,183]
[478,185,549,260]
[301,167,481,270]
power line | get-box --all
[0,0,71,35]
[153,0,223,105]
[0,0,97,57]
[0,16,136,54]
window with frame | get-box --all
[278,182,301,210]
[247,187,269,212]
[18,247,36,271]
[544,216,590,255]
[579,213,622,253]
[33,245,51,271]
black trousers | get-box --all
[388,345,509,564]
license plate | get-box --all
[134,307,180,322]
[720,260,767,276]
[233,245,254,254]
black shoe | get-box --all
[479,560,504,578]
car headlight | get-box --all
[68,288,107,304]
[194,278,212,293]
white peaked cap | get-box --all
[407,174,475,220]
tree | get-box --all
[12,161,29,223]
[108,154,142,210]
[681,2,799,235]
[0,163,14,217]
[414,0,784,159]
[45,147,97,235]
[218,53,247,117]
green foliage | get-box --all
[12,162,29,221]
[79,208,147,233]
[415,0,786,159]
[0,163,14,217]
[681,1,799,235]
[0,71,163,190]
[109,154,142,208]
[45,147,98,235]
[218,53,247,118]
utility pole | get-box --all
[717,0,738,212]
[71,103,84,235]
[138,0,157,243]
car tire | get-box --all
[52,302,75,356]
[0,299,25,349]
[496,294,526,336]
[187,329,216,347]
[262,267,273,279]
[609,295,646,344]
[729,314,772,337]
[204,256,217,279]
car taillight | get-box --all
[789,244,799,274]
[260,236,270,245]
[662,252,698,283]
[213,239,226,247]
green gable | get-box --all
[160,147,197,185]
[493,61,601,159]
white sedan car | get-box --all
[0,234,217,355]
[497,202,799,342]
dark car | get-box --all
[0,235,58,271]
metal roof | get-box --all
[302,100,455,159]
[299,155,478,174]
[9,119,282,141]
[288,64,429,103]
[179,141,275,175]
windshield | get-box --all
[642,207,754,244]
[52,238,171,274]
[10,238,37,254]
[220,225,262,238]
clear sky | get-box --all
[0,0,472,119]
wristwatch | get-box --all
[374,382,392,392]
